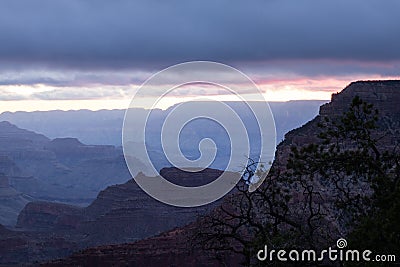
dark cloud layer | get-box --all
[0,0,399,69]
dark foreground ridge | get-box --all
[0,168,228,266]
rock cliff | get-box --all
[0,121,145,226]
[0,168,233,265]
[0,158,32,226]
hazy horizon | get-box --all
[0,98,330,115]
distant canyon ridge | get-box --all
[0,100,326,146]
[0,100,325,228]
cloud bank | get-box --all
[0,0,399,104]
[0,0,399,68]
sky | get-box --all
[0,0,400,113]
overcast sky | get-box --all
[0,0,399,111]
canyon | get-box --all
[44,80,400,266]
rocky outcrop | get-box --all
[79,169,229,246]
[0,121,146,226]
[45,138,118,167]
[16,168,231,244]
[0,226,79,266]
[17,202,83,231]
[44,225,241,267]
[159,167,223,186]
[276,81,400,168]
[0,168,235,265]
[321,80,400,117]
[0,185,32,226]
[0,161,32,226]
[0,121,49,150]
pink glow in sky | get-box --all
[1,71,399,114]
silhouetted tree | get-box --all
[193,96,400,266]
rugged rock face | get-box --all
[45,138,117,166]
[0,121,138,202]
[321,80,400,117]
[16,168,229,241]
[45,80,400,266]
[0,121,49,150]
[0,158,32,226]
[17,202,83,231]
[0,184,32,226]
[159,167,223,186]
[43,225,241,267]
[270,82,396,170]
[0,121,144,226]
[278,81,400,163]
[0,226,79,266]
[0,168,233,265]
[78,168,230,246]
